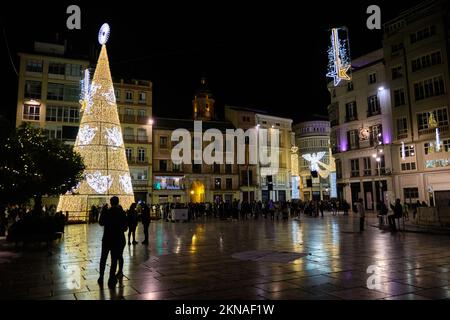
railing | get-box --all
[397,133,408,140]
[120,114,150,125]
[345,116,358,123]
[419,125,449,136]
[132,179,149,186]
[367,109,381,117]
[123,135,150,144]
[127,157,150,165]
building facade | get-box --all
[328,49,394,210]
[383,0,450,207]
[151,80,240,204]
[16,42,153,204]
[293,120,334,201]
[255,114,293,202]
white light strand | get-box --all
[101,87,116,105]
[119,173,133,194]
[401,142,406,160]
[436,128,441,152]
[86,171,113,194]
[326,28,351,86]
[78,124,98,146]
[105,126,123,149]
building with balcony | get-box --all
[15,41,153,205]
[328,49,394,210]
[255,114,293,202]
[293,120,335,201]
[151,79,240,204]
[383,0,450,207]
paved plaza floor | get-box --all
[1,213,450,300]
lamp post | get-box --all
[372,148,383,205]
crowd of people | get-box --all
[0,204,66,243]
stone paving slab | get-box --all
[2,214,450,300]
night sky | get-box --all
[0,0,422,126]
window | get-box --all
[213,163,220,174]
[410,25,436,44]
[401,162,416,171]
[64,85,80,102]
[126,148,132,161]
[47,83,64,101]
[347,81,354,91]
[45,127,62,140]
[160,136,168,148]
[65,64,82,77]
[336,159,342,179]
[391,43,403,54]
[159,160,168,172]
[444,139,450,152]
[125,108,134,116]
[350,159,359,177]
[347,130,359,150]
[391,65,403,79]
[371,124,383,145]
[363,157,371,176]
[193,163,202,173]
[226,178,232,190]
[23,104,40,121]
[414,75,445,101]
[48,63,65,75]
[173,163,181,172]
[115,90,120,100]
[376,155,386,175]
[215,178,222,190]
[417,108,448,131]
[369,72,377,84]
[404,187,419,199]
[367,95,380,116]
[345,101,357,122]
[137,128,147,142]
[241,170,253,185]
[393,88,406,107]
[138,148,146,162]
[24,80,41,99]
[396,118,408,136]
[46,106,79,123]
[400,145,415,158]
[125,91,133,102]
[412,51,442,72]
[138,109,146,117]
[153,176,184,190]
[131,168,148,181]
[138,92,146,103]
[26,59,43,73]
[225,164,232,174]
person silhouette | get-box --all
[98,196,128,288]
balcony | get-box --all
[397,132,408,140]
[120,114,150,125]
[132,179,149,186]
[367,109,381,118]
[123,135,150,144]
[345,115,358,123]
[127,157,150,165]
[419,125,449,137]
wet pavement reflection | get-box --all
[1,214,450,300]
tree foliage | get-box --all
[0,124,85,207]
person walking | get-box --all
[355,198,365,232]
[127,203,138,245]
[98,196,128,288]
[389,199,403,232]
[141,204,151,245]
[342,200,350,216]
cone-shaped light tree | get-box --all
[57,24,134,220]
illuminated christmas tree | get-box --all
[57,24,134,220]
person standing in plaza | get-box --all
[356,198,365,232]
[141,203,151,245]
[127,203,138,245]
[98,196,128,288]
